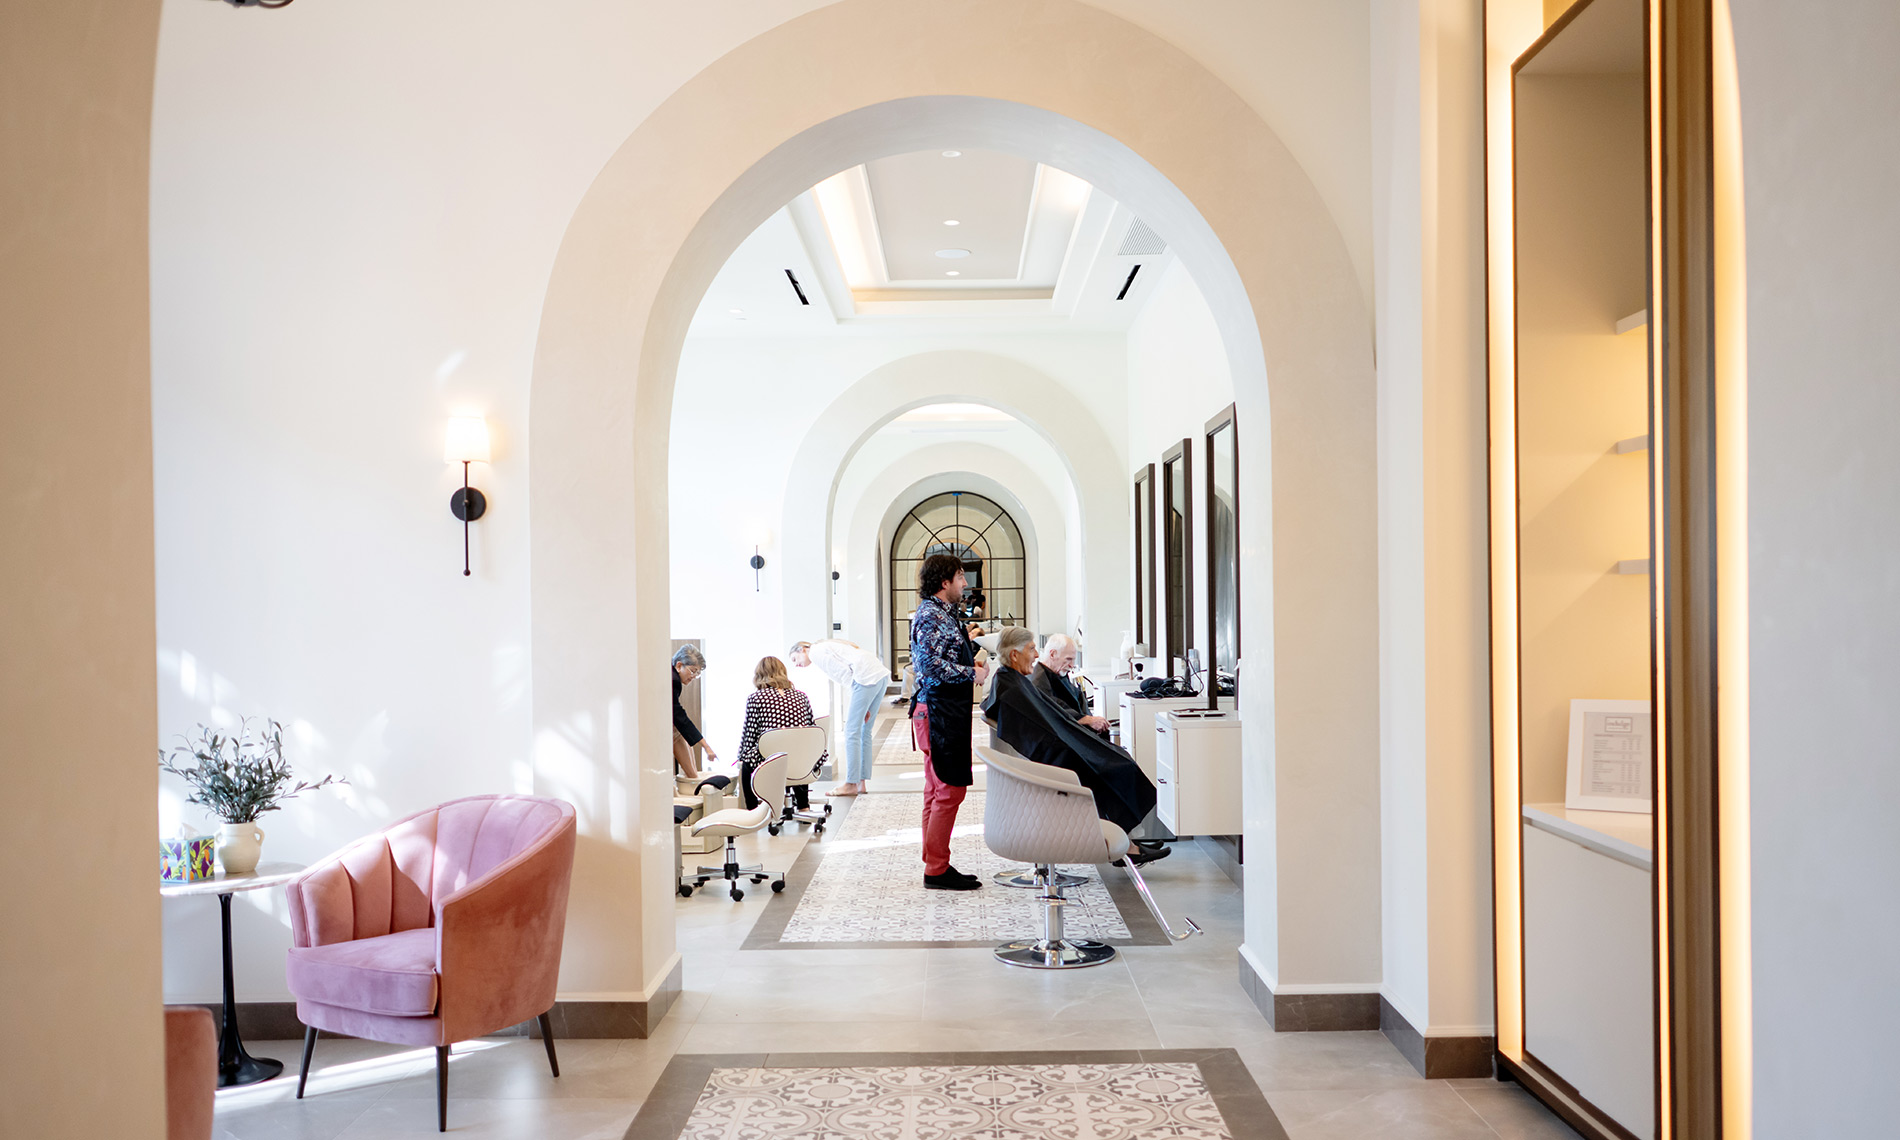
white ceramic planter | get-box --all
[217,821,265,875]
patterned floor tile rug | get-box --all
[685,1063,1228,1140]
[624,1051,1288,1140]
[742,791,1162,949]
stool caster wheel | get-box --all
[767,824,781,836]
[771,880,785,893]
[678,884,693,898]
[813,824,825,835]
[730,887,745,901]
[824,804,833,816]
[751,875,766,883]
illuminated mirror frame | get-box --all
[1484,0,1748,1136]
[1134,464,1156,655]
[1160,439,1193,674]
[1204,405,1239,711]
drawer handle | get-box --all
[1157,778,1168,784]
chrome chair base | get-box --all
[995,938,1118,969]
[993,868,1088,889]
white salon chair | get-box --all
[980,747,1199,968]
[679,752,788,901]
[979,734,1089,891]
[758,725,829,834]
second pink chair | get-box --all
[283,794,577,1132]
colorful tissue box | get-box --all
[160,834,217,883]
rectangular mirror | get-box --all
[1512,1,1655,1136]
[1205,406,1239,693]
[1134,464,1155,655]
[1161,440,1192,674]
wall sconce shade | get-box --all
[444,416,491,464]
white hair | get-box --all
[1041,632,1076,656]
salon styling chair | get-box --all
[979,733,1089,891]
[759,725,829,834]
[680,752,788,901]
[980,747,1199,968]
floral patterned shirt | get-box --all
[909,594,974,703]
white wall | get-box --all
[1730,1,1900,1131]
[670,337,1122,756]
[147,0,1375,1006]
[833,424,1081,653]
[1371,0,1494,1039]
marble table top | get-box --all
[160,860,306,898]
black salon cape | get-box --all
[986,666,1156,834]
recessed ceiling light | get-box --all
[945,271,960,277]
[935,248,971,259]
[941,150,962,158]
[728,308,744,315]
[943,219,960,226]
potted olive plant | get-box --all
[159,718,346,874]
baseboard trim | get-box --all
[205,959,686,1042]
[1378,996,1496,1078]
[1235,954,1380,1031]
[1195,835,1243,888]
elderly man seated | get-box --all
[1032,633,1110,734]
[986,626,1169,865]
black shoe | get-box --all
[1114,845,1171,868]
[925,870,982,890]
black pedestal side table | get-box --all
[160,861,306,1088]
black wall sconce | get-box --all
[749,546,766,591]
[444,416,490,577]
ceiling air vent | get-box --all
[1117,218,1167,257]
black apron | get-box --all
[925,630,979,787]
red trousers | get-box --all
[913,701,968,876]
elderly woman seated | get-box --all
[985,626,1169,865]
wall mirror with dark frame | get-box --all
[1160,440,1192,676]
[1133,464,1156,658]
[1204,406,1238,707]
[1510,1,1656,1137]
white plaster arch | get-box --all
[528,0,1378,998]
[841,448,1070,664]
[782,350,1118,670]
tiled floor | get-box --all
[764,790,1135,947]
[212,717,1580,1140]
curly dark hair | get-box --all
[918,552,967,600]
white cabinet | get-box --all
[1154,709,1242,836]
[1117,693,1234,780]
[1522,804,1655,1140]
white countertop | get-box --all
[1522,803,1652,870]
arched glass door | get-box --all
[887,491,1027,677]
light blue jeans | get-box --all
[841,678,884,784]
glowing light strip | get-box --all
[1712,0,1752,1132]
[1646,3,1672,1135]
[1484,0,1544,1064]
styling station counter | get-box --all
[1116,693,1236,781]
[1521,803,1656,1139]
[1154,709,1241,837]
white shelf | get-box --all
[1613,433,1649,454]
[1614,308,1648,335]
[1523,802,1652,870]
[1615,558,1650,575]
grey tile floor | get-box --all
[212,706,1579,1140]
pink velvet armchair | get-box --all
[284,795,577,1132]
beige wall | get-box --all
[1373,0,1495,1036]
[0,4,167,1136]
